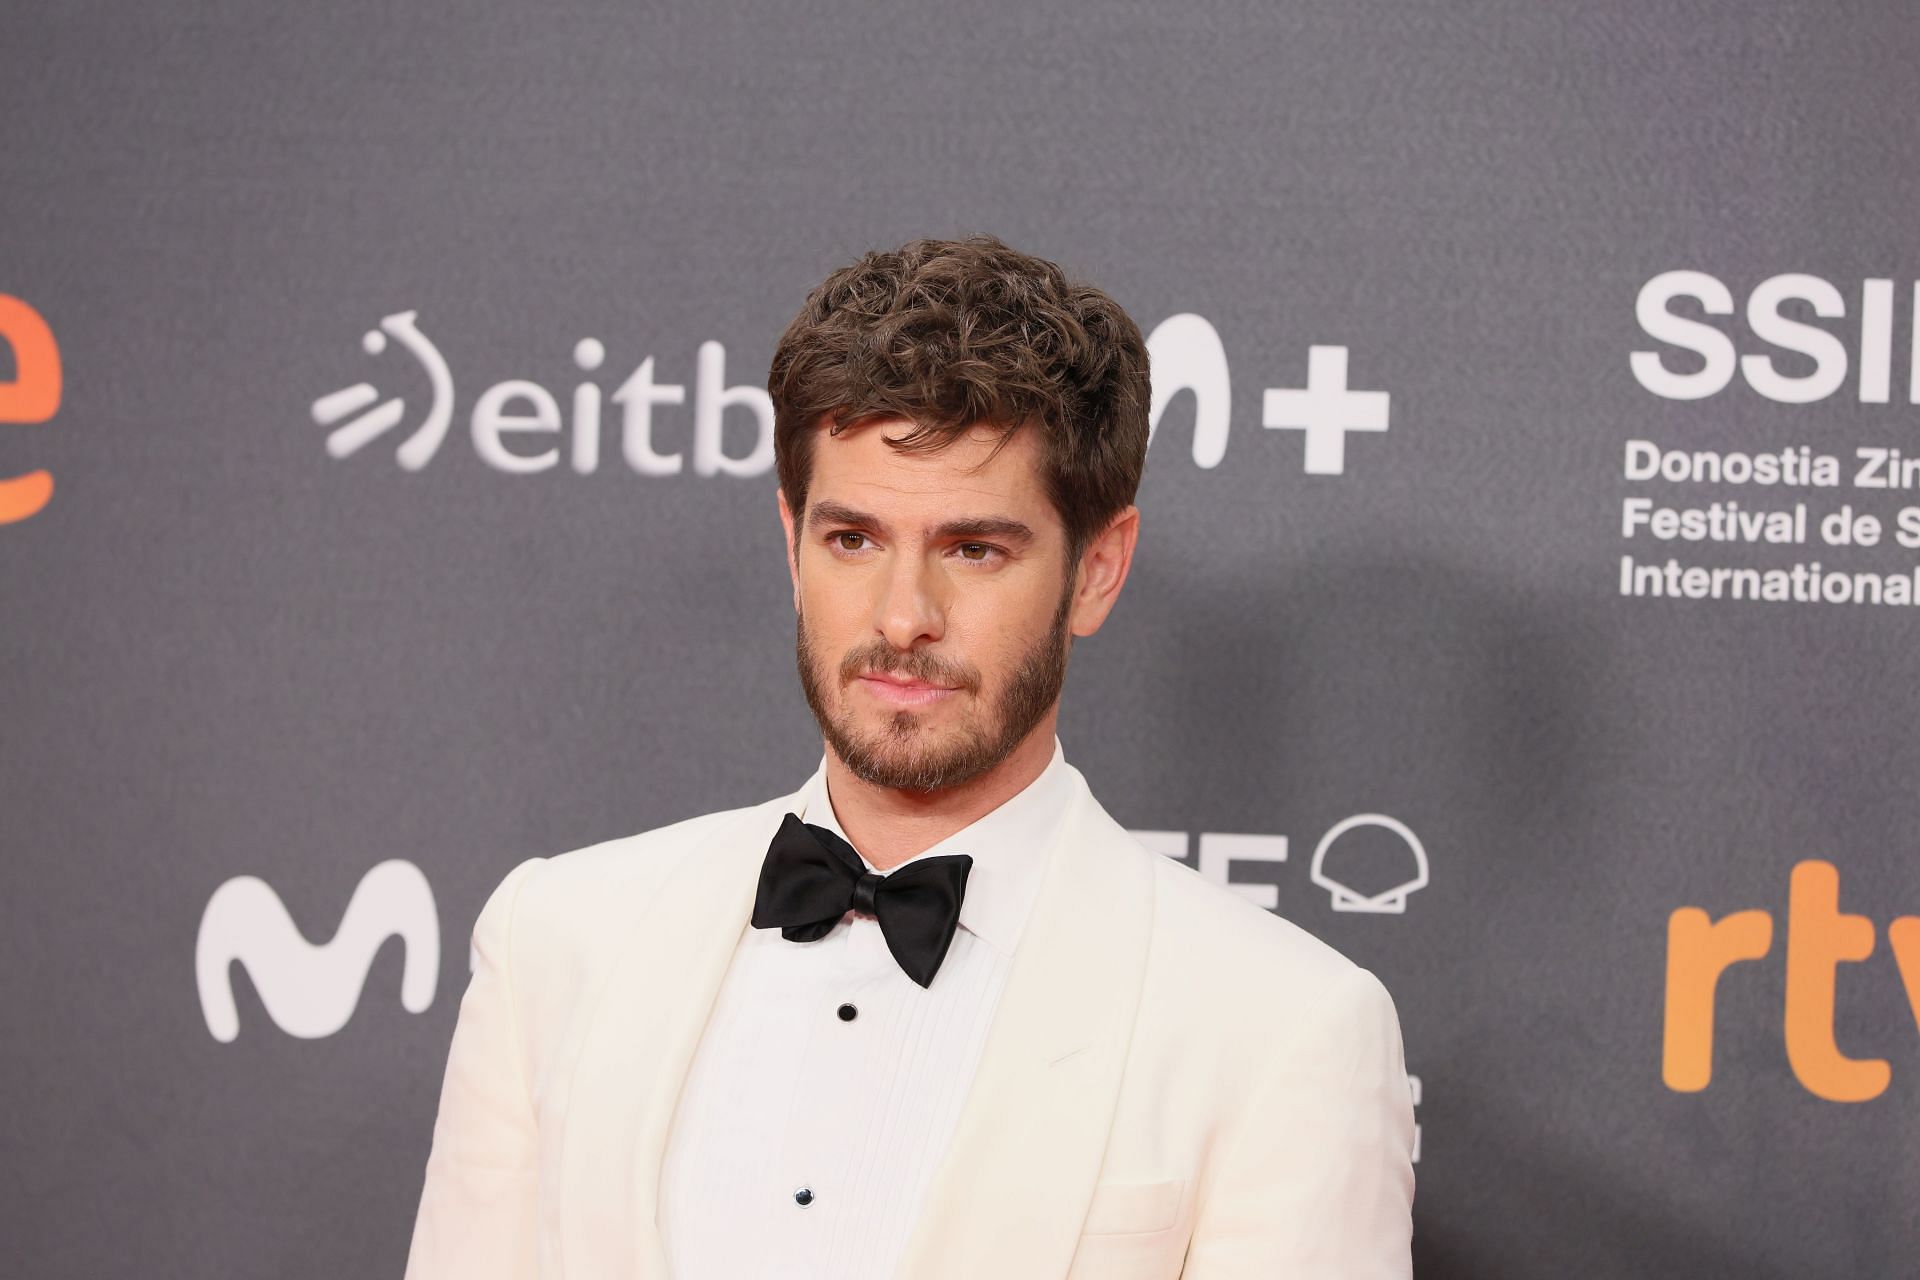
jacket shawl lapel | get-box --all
[557,762,1154,1278]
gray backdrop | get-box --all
[5,1,1918,1275]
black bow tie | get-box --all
[751,813,974,989]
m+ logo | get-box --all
[1263,345,1391,476]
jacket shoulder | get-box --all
[506,796,782,948]
[1135,842,1402,1089]
[1071,789,1367,995]
[549,800,759,878]
[1147,849,1367,993]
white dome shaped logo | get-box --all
[1309,814,1429,914]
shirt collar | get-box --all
[795,735,1074,958]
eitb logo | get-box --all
[310,310,775,477]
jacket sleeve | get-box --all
[1181,965,1416,1279]
[404,856,548,1280]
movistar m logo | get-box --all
[195,860,439,1041]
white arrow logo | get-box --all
[310,310,455,469]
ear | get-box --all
[1067,505,1140,638]
[777,489,802,613]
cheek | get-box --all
[799,584,874,673]
[953,600,1050,679]
[798,571,862,631]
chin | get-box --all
[861,712,951,748]
[847,717,973,760]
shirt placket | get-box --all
[759,911,895,1279]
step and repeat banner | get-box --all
[5,2,1916,1276]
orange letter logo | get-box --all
[1784,860,1889,1102]
[1666,861,1920,1099]
[1663,905,1773,1092]
[1890,915,1920,1036]
[0,295,62,524]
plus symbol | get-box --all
[1262,346,1390,475]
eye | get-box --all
[955,542,1001,563]
[831,531,868,552]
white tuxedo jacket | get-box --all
[405,759,1415,1279]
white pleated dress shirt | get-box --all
[658,736,1076,1280]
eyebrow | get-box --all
[807,499,1036,546]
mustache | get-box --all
[840,641,982,693]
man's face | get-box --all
[780,420,1078,793]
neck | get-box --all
[821,717,1059,871]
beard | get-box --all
[795,577,1074,793]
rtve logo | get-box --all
[1633,270,1920,404]
[0,295,61,524]
[1663,860,1920,1102]
[312,310,1394,478]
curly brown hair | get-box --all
[768,235,1151,563]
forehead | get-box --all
[805,418,1055,523]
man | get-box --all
[405,236,1415,1279]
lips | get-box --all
[860,673,953,692]
[855,673,959,706]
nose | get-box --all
[872,546,945,651]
